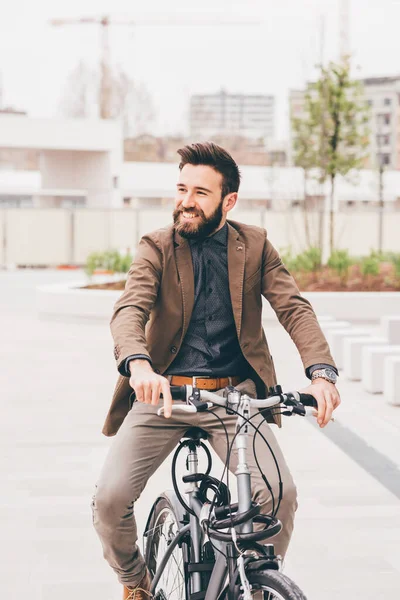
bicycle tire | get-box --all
[144,496,188,600]
[231,569,307,600]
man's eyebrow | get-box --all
[176,183,212,194]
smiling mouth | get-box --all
[181,212,199,220]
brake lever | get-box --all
[157,405,197,416]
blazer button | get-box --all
[170,346,177,354]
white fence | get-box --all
[1,207,400,266]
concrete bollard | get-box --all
[343,336,387,381]
[326,328,373,371]
[383,356,400,406]
[361,345,400,393]
[381,316,400,345]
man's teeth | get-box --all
[182,212,197,219]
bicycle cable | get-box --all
[201,405,287,559]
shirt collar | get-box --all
[189,222,228,247]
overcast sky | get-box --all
[1,0,400,138]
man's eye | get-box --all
[197,191,205,195]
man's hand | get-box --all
[128,359,172,418]
[300,378,341,428]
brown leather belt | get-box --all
[170,375,242,390]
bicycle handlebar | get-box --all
[158,385,318,416]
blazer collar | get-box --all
[227,222,246,340]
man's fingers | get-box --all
[143,381,152,404]
[322,391,334,426]
[151,382,161,406]
[132,381,143,403]
[332,391,341,409]
[316,393,326,426]
[161,380,173,418]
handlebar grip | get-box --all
[160,385,187,401]
[298,393,318,408]
[170,385,187,400]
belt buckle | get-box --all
[192,375,211,389]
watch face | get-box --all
[325,368,337,382]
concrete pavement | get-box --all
[1,269,400,600]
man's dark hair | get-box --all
[177,142,241,199]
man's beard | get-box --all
[173,202,224,240]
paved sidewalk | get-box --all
[1,270,400,600]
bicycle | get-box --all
[143,383,319,600]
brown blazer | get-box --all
[102,220,335,436]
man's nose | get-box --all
[181,193,196,208]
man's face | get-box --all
[173,164,226,239]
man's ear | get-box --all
[223,192,238,214]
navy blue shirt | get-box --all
[165,223,249,377]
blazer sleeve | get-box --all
[110,234,162,373]
[261,233,337,373]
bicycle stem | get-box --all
[235,395,254,535]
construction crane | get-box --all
[50,15,258,119]
[339,0,350,62]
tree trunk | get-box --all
[303,170,311,247]
[329,175,335,255]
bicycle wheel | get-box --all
[144,496,188,600]
[235,570,307,600]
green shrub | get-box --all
[85,252,103,277]
[295,247,322,273]
[327,249,353,283]
[390,253,400,278]
[280,246,299,272]
[360,255,380,279]
[85,250,133,277]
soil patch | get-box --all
[81,264,400,292]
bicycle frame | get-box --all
[149,394,272,600]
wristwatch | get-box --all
[311,367,337,384]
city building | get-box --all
[190,89,275,140]
[362,75,400,170]
[0,114,122,208]
[289,74,400,171]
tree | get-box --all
[292,59,370,254]
[59,62,156,136]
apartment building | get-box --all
[190,89,275,140]
[289,75,400,170]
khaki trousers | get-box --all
[91,379,297,588]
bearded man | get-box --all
[91,142,340,600]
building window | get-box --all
[377,134,391,146]
[381,153,391,166]
[384,98,391,106]
[377,113,391,126]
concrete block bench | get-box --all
[320,320,351,333]
[383,356,400,406]
[326,328,373,370]
[361,345,400,393]
[343,337,387,381]
[381,315,400,344]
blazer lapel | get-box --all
[174,230,195,337]
[227,223,246,339]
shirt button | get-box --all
[207,259,211,265]
[208,287,212,294]
[170,346,177,354]
[208,316,213,321]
